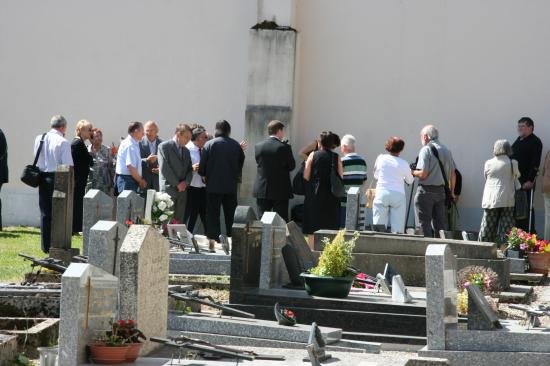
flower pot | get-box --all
[300,273,354,298]
[125,343,143,362]
[527,252,550,275]
[88,343,129,364]
[274,302,296,326]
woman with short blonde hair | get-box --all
[71,119,94,234]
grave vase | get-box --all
[527,251,550,275]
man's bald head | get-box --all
[145,120,159,141]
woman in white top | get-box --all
[479,139,520,244]
[373,137,414,233]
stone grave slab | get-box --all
[58,263,118,366]
[259,212,288,289]
[116,190,144,226]
[467,285,502,330]
[392,275,413,303]
[82,189,113,256]
[287,221,316,270]
[50,165,78,263]
[88,220,128,277]
[119,225,170,355]
[230,206,262,291]
[345,186,361,231]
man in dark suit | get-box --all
[253,120,295,221]
[139,120,162,194]
[0,128,8,231]
[199,120,245,252]
[158,124,193,224]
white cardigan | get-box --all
[481,155,520,209]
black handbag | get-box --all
[292,161,306,195]
[330,153,346,198]
[20,133,46,188]
[510,159,528,220]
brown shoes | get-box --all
[209,240,216,253]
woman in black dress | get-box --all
[71,120,94,234]
[303,131,343,248]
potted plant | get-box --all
[456,266,500,315]
[88,327,128,365]
[507,227,550,274]
[300,230,359,298]
[274,302,297,326]
[116,319,146,362]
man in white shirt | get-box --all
[183,126,208,233]
[115,122,147,193]
[34,115,74,253]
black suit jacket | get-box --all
[139,137,162,191]
[253,137,295,200]
[199,136,245,195]
[0,129,7,184]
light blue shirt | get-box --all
[34,129,73,172]
[116,135,142,176]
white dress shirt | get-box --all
[33,129,73,172]
[373,154,414,194]
[116,135,142,176]
[186,141,205,188]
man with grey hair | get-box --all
[139,120,162,194]
[34,115,74,253]
[411,125,456,237]
[340,134,367,227]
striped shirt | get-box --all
[341,153,367,206]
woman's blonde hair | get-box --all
[75,119,93,137]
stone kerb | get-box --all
[58,263,118,366]
[83,189,114,256]
[119,225,169,355]
[116,190,144,226]
[345,186,361,231]
[425,244,457,351]
[259,212,288,290]
[230,206,261,292]
[88,220,128,277]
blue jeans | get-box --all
[116,175,139,193]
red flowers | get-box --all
[282,309,295,320]
[117,320,126,327]
[125,219,134,227]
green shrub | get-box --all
[310,230,359,277]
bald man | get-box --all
[139,120,162,193]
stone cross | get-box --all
[143,189,156,224]
[259,211,288,289]
[425,244,458,351]
[82,189,114,256]
[345,186,360,230]
[88,220,128,277]
[230,206,262,291]
[116,190,144,226]
[58,263,118,366]
[119,225,170,355]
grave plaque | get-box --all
[287,221,316,270]
[392,275,413,303]
[119,225,170,355]
[143,189,156,224]
[425,244,457,350]
[467,285,502,330]
[83,189,114,256]
[303,322,331,364]
[167,224,192,245]
[116,190,144,226]
[88,220,128,277]
[259,212,289,289]
[58,263,118,366]
[230,206,262,291]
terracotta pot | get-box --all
[125,343,144,362]
[527,252,550,275]
[88,343,128,364]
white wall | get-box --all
[293,0,550,231]
[0,0,257,225]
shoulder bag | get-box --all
[510,159,528,220]
[330,153,346,198]
[428,145,452,208]
[20,133,46,188]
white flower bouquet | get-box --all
[151,192,174,225]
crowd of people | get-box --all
[0,115,548,254]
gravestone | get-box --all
[119,225,170,355]
[375,274,391,295]
[425,244,457,350]
[392,275,413,303]
[167,224,192,245]
[230,206,262,291]
[467,285,502,330]
[83,189,114,256]
[58,263,118,366]
[304,322,331,364]
[287,221,316,270]
[116,190,144,226]
[259,212,289,289]
[88,221,128,277]
[50,165,79,263]
[345,186,361,231]
[143,189,156,224]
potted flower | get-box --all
[88,319,146,364]
[456,266,500,315]
[274,303,297,326]
[300,230,360,298]
[116,319,146,362]
[507,227,550,274]
[505,227,525,257]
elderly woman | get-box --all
[71,120,94,234]
[87,128,114,195]
[303,131,343,248]
[372,137,414,233]
[479,139,520,244]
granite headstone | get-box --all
[230,206,262,291]
[50,165,78,263]
[119,225,169,355]
[345,186,361,231]
[88,220,128,277]
[83,189,113,256]
[259,212,289,289]
[58,263,118,366]
[392,274,413,303]
[116,190,144,226]
[287,221,316,270]
[467,285,502,330]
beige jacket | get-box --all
[481,156,520,209]
[543,151,550,194]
